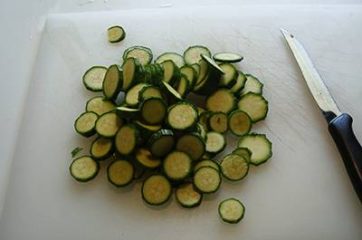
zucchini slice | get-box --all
[143,64,164,85]
[123,46,153,65]
[69,156,99,182]
[241,74,264,95]
[176,133,205,161]
[201,54,224,75]
[115,124,139,155]
[155,52,185,68]
[95,112,123,138]
[138,85,162,102]
[86,96,116,115]
[103,64,122,100]
[219,63,238,87]
[140,97,167,125]
[135,120,162,136]
[142,175,172,205]
[194,160,220,173]
[208,112,228,133]
[163,151,192,181]
[191,63,200,76]
[232,147,251,163]
[175,183,202,208]
[160,60,180,85]
[180,65,197,89]
[218,198,245,224]
[206,88,236,114]
[74,112,98,137]
[107,25,126,43]
[148,129,175,157]
[107,160,134,187]
[135,148,161,169]
[83,66,107,92]
[228,110,252,136]
[90,137,114,160]
[167,102,198,131]
[196,123,207,140]
[220,154,249,181]
[125,83,150,107]
[161,81,183,101]
[116,106,140,119]
[237,93,268,122]
[238,134,272,165]
[213,52,244,63]
[193,59,208,89]
[193,167,221,194]
[176,75,190,98]
[205,132,226,155]
[122,57,140,91]
[230,71,247,94]
[184,45,211,65]
[198,111,211,131]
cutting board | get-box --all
[1,5,361,240]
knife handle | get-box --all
[328,113,362,202]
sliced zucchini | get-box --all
[143,64,164,85]
[142,175,172,205]
[90,137,114,160]
[193,55,223,95]
[230,71,247,94]
[138,85,162,102]
[125,83,149,107]
[180,65,197,89]
[206,88,236,114]
[238,134,272,165]
[220,154,249,181]
[184,45,211,65]
[103,64,122,100]
[116,106,140,119]
[135,120,161,133]
[74,112,98,137]
[232,147,251,163]
[218,198,245,224]
[86,96,116,115]
[161,81,183,101]
[176,75,190,98]
[219,63,237,87]
[213,52,244,63]
[193,167,221,194]
[83,66,107,92]
[208,112,228,133]
[205,132,226,155]
[175,183,202,208]
[196,123,207,140]
[135,148,161,169]
[160,60,180,85]
[123,46,152,65]
[194,160,220,173]
[176,133,205,161]
[198,111,211,131]
[95,112,123,138]
[163,151,192,181]
[107,25,126,43]
[122,57,140,91]
[191,63,200,76]
[241,74,264,95]
[155,52,185,68]
[201,54,224,75]
[107,159,134,187]
[193,59,208,89]
[228,110,251,136]
[148,129,175,157]
[115,124,139,155]
[238,93,268,122]
[167,102,198,131]
[140,97,167,125]
[69,156,99,182]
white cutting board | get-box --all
[1,5,361,240]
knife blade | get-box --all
[281,28,362,202]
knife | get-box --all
[281,28,362,202]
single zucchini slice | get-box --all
[138,85,162,102]
[237,93,268,122]
[140,97,167,125]
[238,134,272,165]
[142,175,172,205]
[107,25,126,43]
[135,148,161,169]
[83,66,107,92]
[74,112,98,137]
[201,54,224,75]
[167,102,198,131]
[116,106,140,119]
[230,71,247,94]
[160,60,180,85]
[155,52,185,68]
[125,83,149,107]
[191,63,200,76]
[193,59,208,89]
[175,183,202,208]
[107,160,134,187]
[218,198,245,224]
[176,133,205,161]
[123,46,153,65]
[228,110,252,136]
[163,151,192,181]
[90,137,114,160]
[103,64,122,100]
[219,63,237,87]
[135,120,161,133]
[115,124,139,155]
[86,96,116,115]
[69,156,99,182]
[176,74,190,98]
[220,154,249,181]
[161,81,183,101]
[205,132,226,155]
[241,74,264,95]
[95,112,123,138]
[122,57,140,91]
[206,88,236,114]
[148,129,175,157]
[194,160,220,173]
[180,65,197,89]
[184,45,211,65]
[232,147,251,163]
[193,167,221,194]
[213,52,244,63]
[208,112,228,133]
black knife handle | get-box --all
[328,113,362,202]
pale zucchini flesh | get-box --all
[167,102,198,130]
[86,96,116,115]
[194,160,220,173]
[228,110,251,136]
[176,133,205,161]
[238,134,272,165]
[206,89,235,114]
[70,156,99,182]
[220,154,249,181]
[175,183,202,208]
[237,93,268,122]
[115,124,139,155]
[155,52,185,68]
[103,64,122,99]
[135,148,161,169]
[184,45,211,65]
[74,112,98,137]
[107,26,126,43]
[213,52,243,63]
[83,66,107,91]
[125,83,149,106]
[218,198,245,224]
[95,112,123,138]
[140,98,167,125]
[205,132,226,155]
[163,151,192,181]
[208,112,228,133]
[123,46,153,65]
[241,74,263,95]
[142,175,172,205]
[107,160,134,187]
[193,166,221,193]
[90,137,114,160]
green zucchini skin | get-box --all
[148,129,175,158]
[175,183,203,208]
[74,111,98,137]
[82,66,107,92]
[176,133,205,161]
[90,137,114,160]
[102,64,123,101]
[140,97,167,125]
[107,25,126,43]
